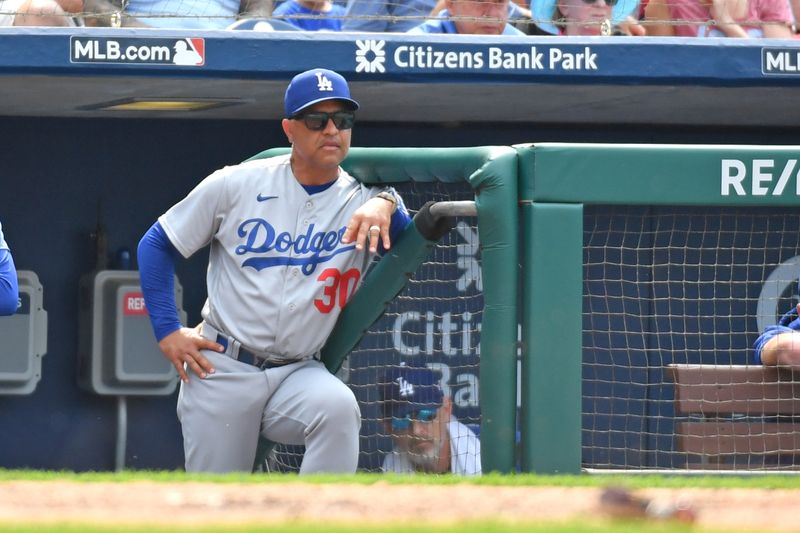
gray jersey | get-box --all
[159,154,384,362]
[382,418,482,475]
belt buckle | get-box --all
[256,356,283,370]
[256,358,275,370]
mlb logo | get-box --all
[173,38,205,66]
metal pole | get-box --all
[115,395,127,472]
[429,200,477,218]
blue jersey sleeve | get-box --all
[137,222,183,341]
[777,305,800,328]
[0,249,19,316]
[382,194,413,255]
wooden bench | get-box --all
[666,364,800,470]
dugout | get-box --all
[519,143,800,471]
[0,27,799,471]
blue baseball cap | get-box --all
[379,362,444,421]
[284,68,360,118]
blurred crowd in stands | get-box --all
[1,0,797,37]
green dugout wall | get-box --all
[250,146,519,473]
[517,143,800,474]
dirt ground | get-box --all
[0,481,797,531]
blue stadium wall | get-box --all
[2,29,800,470]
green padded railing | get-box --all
[519,142,800,206]
[320,211,445,375]
[247,146,519,472]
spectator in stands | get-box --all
[82,0,273,28]
[427,0,535,33]
[643,0,793,37]
[342,0,435,32]
[378,362,481,475]
[0,0,80,26]
[272,0,345,30]
[407,0,525,34]
[0,221,19,316]
[754,302,800,369]
[533,0,644,35]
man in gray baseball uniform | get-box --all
[379,362,481,475]
[137,68,411,474]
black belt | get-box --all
[215,335,290,370]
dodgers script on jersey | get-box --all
[159,154,391,362]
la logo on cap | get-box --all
[395,376,414,398]
[315,72,333,92]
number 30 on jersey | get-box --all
[314,268,361,313]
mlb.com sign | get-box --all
[70,37,205,66]
[762,47,800,75]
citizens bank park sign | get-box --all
[68,36,800,76]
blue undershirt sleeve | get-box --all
[379,197,413,256]
[0,249,19,316]
[388,207,412,245]
[137,221,182,342]
[777,305,800,327]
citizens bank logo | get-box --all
[355,43,599,73]
[355,40,386,73]
[70,37,205,66]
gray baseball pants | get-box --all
[177,349,361,474]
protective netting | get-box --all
[584,206,800,471]
[266,180,483,473]
[265,203,800,473]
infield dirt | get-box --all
[0,481,796,532]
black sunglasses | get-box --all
[581,0,618,5]
[391,408,438,430]
[293,111,355,131]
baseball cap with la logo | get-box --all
[379,362,444,422]
[284,68,360,118]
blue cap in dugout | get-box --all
[532,0,640,34]
[284,68,360,118]
[380,362,444,428]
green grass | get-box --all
[1,469,799,490]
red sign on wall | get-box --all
[123,292,148,315]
